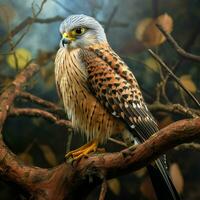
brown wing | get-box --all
[80,44,158,141]
[81,45,176,199]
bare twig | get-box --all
[148,49,200,108]
[171,22,200,73]
[156,23,200,62]
[108,137,127,147]
[9,107,71,128]
[66,129,73,153]
[18,91,63,113]
[104,5,119,33]
[148,102,200,118]
[0,16,64,48]
[175,142,200,151]
[98,179,107,200]
[32,0,47,18]
[0,15,128,49]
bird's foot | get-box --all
[65,140,98,160]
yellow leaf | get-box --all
[170,163,184,194]
[144,57,160,72]
[157,13,173,34]
[180,75,197,93]
[39,144,58,166]
[140,177,157,200]
[135,13,173,47]
[7,48,32,70]
[18,153,33,165]
[107,178,121,195]
[135,18,152,41]
[134,167,147,177]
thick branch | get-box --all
[0,63,39,132]
[0,109,200,199]
[76,118,200,180]
[0,56,199,200]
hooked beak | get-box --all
[61,32,75,47]
[62,37,70,46]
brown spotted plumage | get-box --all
[81,43,158,141]
[55,48,125,144]
[55,14,180,200]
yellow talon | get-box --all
[65,140,98,160]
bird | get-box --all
[55,14,180,200]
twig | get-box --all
[175,142,200,151]
[156,23,200,62]
[98,179,107,200]
[104,5,119,33]
[9,107,71,128]
[10,24,32,50]
[66,129,73,153]
[32,0,47,18]
[148,49,200,108]
[108,137,127,147]
[0,16,128,49]
[170,22,200,73]
[18,91,63,113]
[0,16,64,48]
[148,102,200,118]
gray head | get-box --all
[59,14,107,49]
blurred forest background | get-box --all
[0,0,200,199]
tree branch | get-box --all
[0,117,199,200]
[9,107,71,128]
[18,91,64,114]
[0,16,64,48]
[175,142,200,151]
[156,23,200,62]
[77,118,200,180]
[98,179,107,200]
[148,102,200,118]
[0,63,39,132]
[0,16,128,48]
[148,49,200,108]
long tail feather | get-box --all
[147,159,181,200]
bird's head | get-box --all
[59,14,107,50]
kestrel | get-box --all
[55,14,180,200]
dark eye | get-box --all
[71,27,87,36]
[75,28,82,34]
